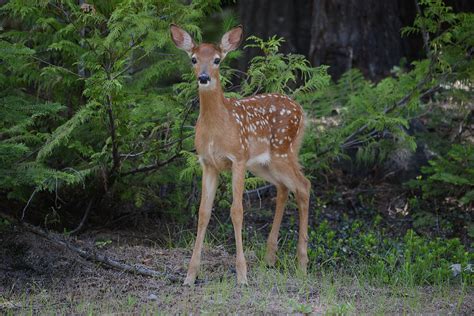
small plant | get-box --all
[0,218,10,231]
[95,239,112,249]
[288,298,313,314]
[409,144,474,208]
[126,295,138,309]
[326,302,354,315]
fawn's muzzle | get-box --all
[198,73,210,84]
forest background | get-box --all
[0,0,473,313]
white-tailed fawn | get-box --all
[170,24,310,285]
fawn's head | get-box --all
[170,24,243,90]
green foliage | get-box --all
[305,218,473,286]
[301,67,422,172]
[409,144,474,207]
[0,218,11,232]
[0,0,472,232]
[402,0,458,39]
[241,35,331,97]
[0,0,220,216]
[402,0,474,81]
[300,0,473,177]
[95,239,113,249]
[179,150,201,182]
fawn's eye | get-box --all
[214,57,221,65]
[191,57,197,64]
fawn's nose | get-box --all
[198,73,210,84]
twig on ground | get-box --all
[244,184,274,195]
[21,189,38,221]
[69,199,94,235]
[0,212,181,283]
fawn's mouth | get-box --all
[198,80,216,90]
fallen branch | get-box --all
[0,212,181,283]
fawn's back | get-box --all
[227,93,304,159]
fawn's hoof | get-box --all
[265,253,277,267]
[183,275,196,286]
[237,277,248,286]
[297,263,308,275]
[237,270,248,285]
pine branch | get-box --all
[47,1,100,60]
[105,93,121,175]
[340,53,447,150]
[316,62,448,157]
[414,0,432,58]
[111,52,149,80]
[30,55,83,78]
[121,154,180,176]
[1,37,83,78]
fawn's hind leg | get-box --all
[265,184,289,266]
[294,173,310,274]
[267,157,310,273]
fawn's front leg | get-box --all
[184,164,218,285]
[230,161,248,285]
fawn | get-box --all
[170,25,310,285]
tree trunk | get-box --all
[237,0,313,73]
[236,0,473,80]
[308,0,423,79]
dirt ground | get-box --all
[1,223,472,315]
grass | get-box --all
[1,215,472,314]
[2,250,471,314]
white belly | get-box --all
[246,152,271,168]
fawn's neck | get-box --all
[198,81,228,123]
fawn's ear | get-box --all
[170,24,195,55]
[220,25,243,57]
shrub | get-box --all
[410,144,474,208]
[306,218,473,286]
